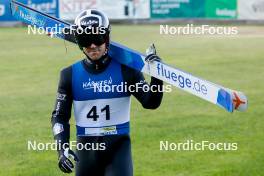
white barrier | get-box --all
[238,0,264,19]
[59,0,150,20]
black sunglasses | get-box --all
[77,34,108,47]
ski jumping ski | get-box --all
[10,0,248,113]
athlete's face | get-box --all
[83,43,107,61]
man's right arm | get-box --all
[51,66,72,153]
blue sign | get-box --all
[0,0,58,21]
[27,0,58,18]
[0,0,27,21]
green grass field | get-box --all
[0,25,264,176]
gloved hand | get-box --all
[58,148,79,173]
[145,43,161,62]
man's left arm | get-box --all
[134,71,163,109]
[121,65,163,109]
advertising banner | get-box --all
[98,0,150,19]
[27,0,59,17]
[205,0,237,19]
[59,0,148,20]
[150,0,206,18]
[132,0,150,19]
[59,0,149,20]
[0,0,58,22]
[238,0,264,19]
[59,0,97,20]
[96,0,128,19]
[0,0,26,21]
